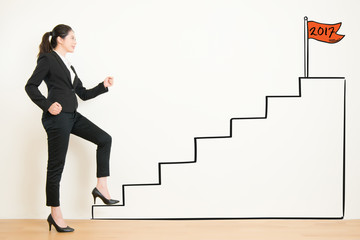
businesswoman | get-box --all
[25,24,119,232]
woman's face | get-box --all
[58,30,77,53]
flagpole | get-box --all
[304,16,309,77]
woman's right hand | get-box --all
[48,102,62,115]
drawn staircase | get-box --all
[92,77,346,219]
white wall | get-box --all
[0,0,359,219]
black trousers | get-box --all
[41,111,112,207]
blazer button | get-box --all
[71,89,75,92]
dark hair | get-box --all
[38,24,73,57]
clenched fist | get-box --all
[48,102,62,115]
[104,76,114,88]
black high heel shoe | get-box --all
[92,187,119,205]
[47,214,74,233]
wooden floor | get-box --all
[1,219,360,240]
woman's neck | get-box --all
[54,47,67,57]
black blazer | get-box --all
[25,51,108,113]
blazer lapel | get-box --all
[70,65,79,88]
[51,51,72,86]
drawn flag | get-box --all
[307,21,345,43]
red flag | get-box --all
[308,21,345,43]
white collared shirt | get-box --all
[54,50,76,84]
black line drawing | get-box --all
[92,77,346,220]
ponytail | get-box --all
[38,32,52,57]
[37,24,73,57]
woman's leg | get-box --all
[45,127,71,207]
[71,112,113,198]
[42,113,73,227]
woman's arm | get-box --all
[75,76,114,101]
[25,54,53,112]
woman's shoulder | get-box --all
[37,51,56,62]
[38,51,55,58]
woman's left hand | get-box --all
[104,76,114,88]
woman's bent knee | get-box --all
[99,133,112,147]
